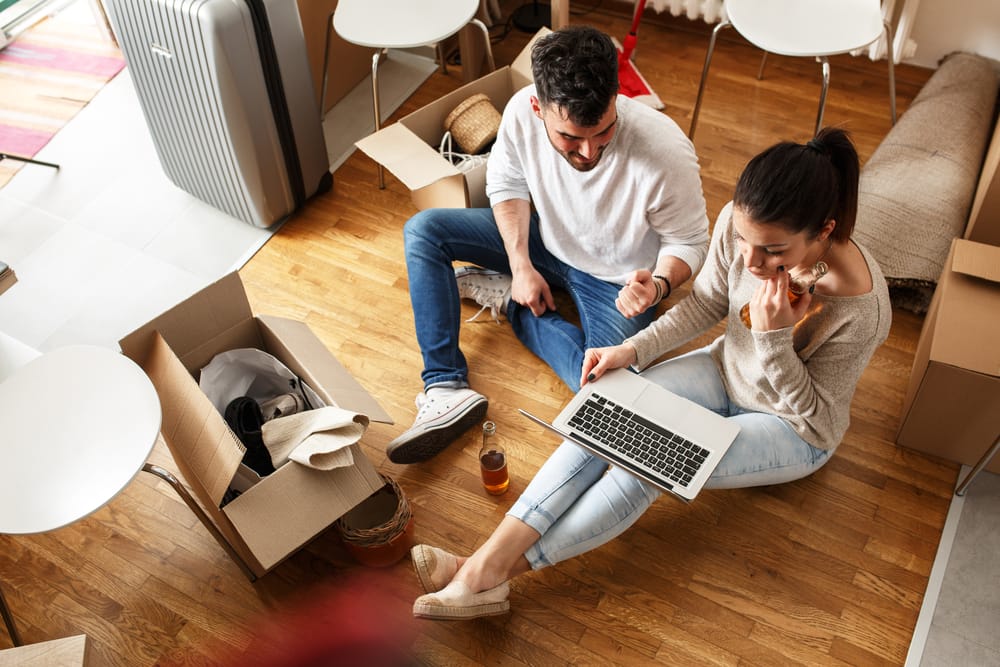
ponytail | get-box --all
[734,126,860,241]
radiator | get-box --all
[644,0,915,62]
[645,0,724,24]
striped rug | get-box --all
[0,9,124,187]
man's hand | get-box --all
[615,270,659,318]
[511,266,556,316]
[580,343,639,386]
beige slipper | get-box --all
[412,580,510,620]
[411,544,459,593]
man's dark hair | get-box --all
[530,26,619,127]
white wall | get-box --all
[906,0,1000,69]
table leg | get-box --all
[0,581,22,647]
[371,49,386,189]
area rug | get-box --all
[0,6,124,187]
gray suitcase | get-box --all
[105,0,331,228]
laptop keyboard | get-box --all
[568,393,710,487]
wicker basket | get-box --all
[336,474,413,567]
[443,93,502,155]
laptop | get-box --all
[519,368,740,502]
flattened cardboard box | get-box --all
[355,29,546,210]
[120,272,391,576]
[896,239,1000,472]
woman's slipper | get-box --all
[412,580,510,620]
[411,544,459,593]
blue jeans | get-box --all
[509,347,831,569]
[403,208,657,391]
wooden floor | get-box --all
[0,3,953,665]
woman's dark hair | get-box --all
[530,25,619,127]
[733,127,860,241]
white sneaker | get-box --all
[454,266,511,323]
[386,387,488,464]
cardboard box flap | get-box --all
[120,272,257,372]
[356,123,461,192]
[222,444,384,571]
[510,28,543,88]
[257,315,393,423]
[141,332,245,505]
[952,239,1000,283]
[930,239,1000,378]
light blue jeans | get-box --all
[403,208,657,392]
[509,347,832,569]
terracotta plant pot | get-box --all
[336,475,413,567]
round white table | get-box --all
[321,0,490,188]
[0,344,161,645]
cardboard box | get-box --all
[120,272,391,577]
[355,30,544,210]
[296,0,373,114]
[0,634,88,666]
[896,239,1000,472]
[965,116,1000,246]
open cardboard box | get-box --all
[896,238,1000,472]
[355,29,546,210]
[120,272,392,577]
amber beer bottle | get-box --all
[479,421,509,495]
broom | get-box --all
[617,0,664,109]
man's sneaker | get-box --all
[454,266,512,323]
[386,387,488,464]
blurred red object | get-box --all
[213,572,417,667]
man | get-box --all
[387,25,709,464]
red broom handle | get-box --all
[621,0,645,60]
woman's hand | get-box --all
[748,266,813,331]
[615,270,658,319]
[580,343,638,386]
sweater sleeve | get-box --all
[627,203,735,368]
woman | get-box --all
[409,127,891,620]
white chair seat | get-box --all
[322,0,495,189]
[689,0,897,139]
[334,0,478,49]
[725,0,884,57]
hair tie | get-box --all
[806,138,828,155]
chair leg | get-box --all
[883,20,897,126]
[689,20,731,140]
[436,43,448,75]
[142,463,258,582]
[470,18,496,72]
[955,434,1000,497]
[757,51,768,80]
[371,49,386,189]
[815,56,830,136]
[0,582,23,647]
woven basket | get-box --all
[443,93,502,155]
[336,474,413,567]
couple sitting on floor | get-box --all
[385,26,891,620]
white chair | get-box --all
[689,0,897,139]
[0,344,161,646]
[320,0,496,189]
